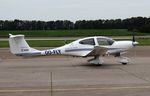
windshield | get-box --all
[97,38,114,46]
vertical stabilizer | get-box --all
[9,34,39,56]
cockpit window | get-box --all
[79,38,95,45]
[97,38,114,46]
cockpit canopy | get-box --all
[79,38,95,45]
[79,37,115,46]
[97,37,114,46]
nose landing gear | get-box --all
[118,56,129,65]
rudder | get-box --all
[9,34,34,55]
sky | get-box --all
[0,0,150,21]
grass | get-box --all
[27,40,72,47]
[0,40,73,48]
[0,39,150,48]
[0,41,9,48]
[137,39,150,46]
[0,29,149,37]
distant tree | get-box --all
[63,20,74,29]
[139,23,150,33]
[114,19,123,29]
[0,20,4,30]
[46,21,55,30]
[0,17,150,32]
[36,21,45,30]
[55,20,64,29]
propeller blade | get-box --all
[132,35,135,42]
[132,32,139,46]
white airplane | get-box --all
[9,34,138,65]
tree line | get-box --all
[0,17,150,33]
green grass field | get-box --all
[0,39,150,48]
[0,29,149,47]
[0,29,149,37]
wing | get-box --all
[85,46,108,56]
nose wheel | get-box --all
[118,56,129,65]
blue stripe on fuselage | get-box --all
[65,48,93,52]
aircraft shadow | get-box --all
[72,63,121,69]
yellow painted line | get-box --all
[1,86,150,93]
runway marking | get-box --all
[1,86,150,93]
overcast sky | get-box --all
[0,0,149,21]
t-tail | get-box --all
[9,34,41,57]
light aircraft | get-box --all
[9,34,138,65]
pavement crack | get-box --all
[118,67,150,83]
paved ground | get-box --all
[0,46,150,96]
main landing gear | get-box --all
[87,56,129,65]
[88,55,129,65]
[88,56,103,65]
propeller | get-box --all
[132,35,135,42]
[131,32,139,63]
[132,33,138,46]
